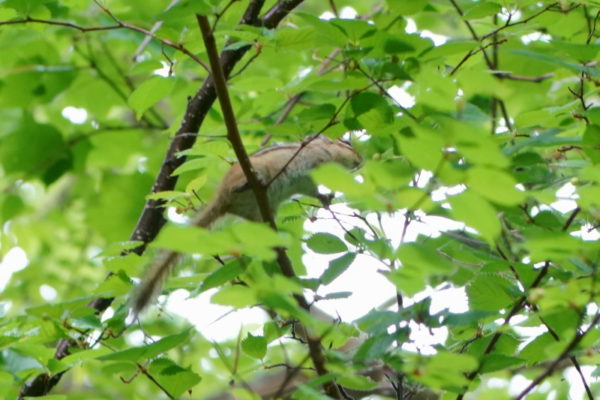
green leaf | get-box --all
[152,224,234,255]
[128,76,176,120]
[311,163,369,197]
[297,104,336,122]
[354,333,397,361]
[148,358,202,397]
[241,333,267,359]
[511,49,600,77]
[199,260,244,293]
[320,252,356,284]
[480,354,525,373]
[264,321,287,343]
[161,0,212,20]
[467,167,526,206]
[211,285,256,308]
[449,191,501,243]
[582,124,600,164]
[386,0,428,15]
[98,330,193,363]
[383,38,415,54]
[306,232,347,254]
[519,332,556,364]
[391,243,455,295]
[464,2,502,19]
[0,122,65,178]
[411,352,478,388]
[467,273,520,312]
[274,26,316,51]
[70,315,102,330]
[230,222,290,258]
[233,76,284,92]
[578,185,600,211]
[524,231,587,262]
[1,194,25,221]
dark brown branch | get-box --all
[196,14,271,223]
[198,12,342,399]
[563,207,580,231]
[328,0,339,18]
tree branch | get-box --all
[514,312,600,400]
[197,12,342,399]
[480,2,559,41]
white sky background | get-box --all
[1,6,598,399]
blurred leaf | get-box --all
[128,76,176,119]
[464,2,502,19]
[449,191,501,243]
[467,167,526,206]
[148,358,202,397]
[0,121,65,179]
[390,243,455,295]
[98,330,193,363]
[311,163,371,197]
[199,260,244,293]
[320,252,356,284]
[306,232,347,254]
[410,352,478,388]
[467,273,520,312]
[211,285,256,308]
[241,333,267,359]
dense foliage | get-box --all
[0,0,599,399]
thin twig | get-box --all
[228,48,261,79]
[132,0,180,60]
[265,81,377,189]
[450,39,507,76]
[328,0,339,18]
[448,0,515,131]
[93,0,211,71]
[75,42,167,129]
[354,63,418,120]
[513,313,600,400]
[481,2,559,41]
[212,0,240,31]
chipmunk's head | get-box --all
[313,135,362,169]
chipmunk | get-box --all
[131,134,362,315]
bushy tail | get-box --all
[130,201,225,315]
[130,250,180,316]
